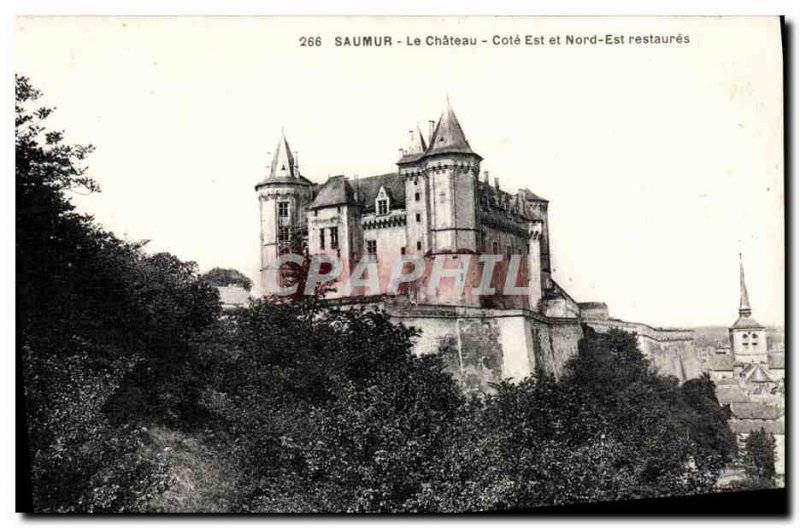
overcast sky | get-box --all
[14,16,784,328]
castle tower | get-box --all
[418,101,482,255]
[255,133,313,292]
[399,127,429,256]
[729,254,768,365]
[527,220,544,311]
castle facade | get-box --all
[254,102,696,391]
[256,102,565,313]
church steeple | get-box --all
[268,133,298,180]
[739,253,752,317]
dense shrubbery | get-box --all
[200,267,253,291]
[18,76,738,513]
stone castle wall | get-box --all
[381,300,583,392]
[583,317,700,382]
[331,297,704,390]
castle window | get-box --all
[278,226,290,243]
[377,199,389,216]
[314,210,318,217]
[506,245,512,258]
[417,241,422,251]
[330,227,339,250]
[367,240,377,255]
[376,186,391,216]
[278,201,289,218]
[415,192,420,202]
[320,228,326,250]
[416,213,421,222]
[492,241,499,254]
[401,247,406,255]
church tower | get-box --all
[729,254,768,365]
[255,133,313,291]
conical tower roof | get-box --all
[424,100,480,159]
[256,132,313,189]
[409,126,427,155]
[270,134,297,180]
[398,126,428,164]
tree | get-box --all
[17,75,219,512]
[740,428,776,489]
[193,299,466,513]
[200,267,253,291]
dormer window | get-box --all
[375,186,391,216]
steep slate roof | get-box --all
[399,127,428,164]
[309,175,359,209]
[711,354,735,371]
[354,172,406,213]
[716,386,749,404]
[745,364,774,383]
[425,103,480,158]
[256,134,313,188]
[731,315,764,329]
[517,187,549,203]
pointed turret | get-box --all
[424,100,480,159]
[398,126,428,164]
[739,253,752,317]
[269,133,298,180]
[409,126,427,155]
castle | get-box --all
[253,103,784,484]
[255,102,697,389]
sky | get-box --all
[14,16,784,328]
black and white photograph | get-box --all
[13,14,788,516]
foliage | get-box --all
[739,428,777,489]
[17,75,219,512]
[200,267,253,291]
[18,75,740,513]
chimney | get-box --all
[494,177,500,190]
[294,151,299,170]
[483,171,490,185]
[398,148,406,158]
[408,130,414,147]
[428,120,435,142]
